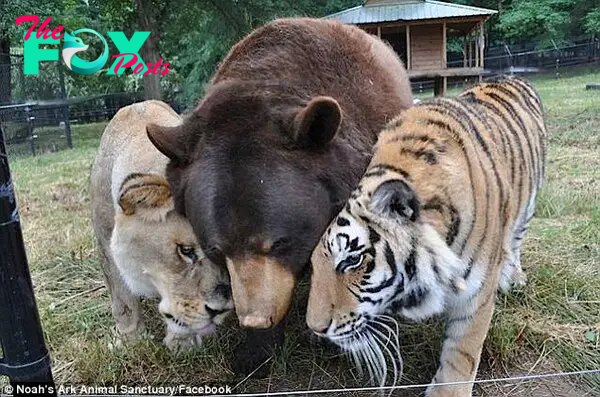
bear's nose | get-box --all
[239,315,274,328]
[205,305,228,318]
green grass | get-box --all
[5,69,600,396]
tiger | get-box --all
[306,76,547,396]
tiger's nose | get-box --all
[307,317,333,335]
[205,304,228,318]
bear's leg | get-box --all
[232,318,286,378]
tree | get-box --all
[584,8,600,35]
[161,0,362,108]
[0,30,10,104]
[497,0,576,45]
[136,0,162,100]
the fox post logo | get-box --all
[15,15,172,76]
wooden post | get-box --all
[442,22,447,68]
[479,21,485,69]
[406,25,411,69]
[463,37,467,67]
[475,33,479,68]
[469,35,473,67]
[377,26,381,38]
[434,77,446,97]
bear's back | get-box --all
[211,18,412,149]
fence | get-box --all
[1,35,599,156]
[0,53,182,157]
[412,35,600,92]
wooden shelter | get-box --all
[324,0,497,96]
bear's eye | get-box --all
[269,237,292,255]
[337,254,363,273]
[204,245,225,266]
[177,245,198,263]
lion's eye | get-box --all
[177,245,198,262]
[337,254,363,273]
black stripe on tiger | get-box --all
[486,92,539,183]
[488,84,544,171]
[422,196,462,247]
[425,102,493,261]
[489,82,542,118]
[461,91,518,189]
[464,91,527,207]
[337,217,350,227]
[383,133,447,153]
[462,91,512,164]
[420,116,476,255]
[363,164,411,180]
[399,147,438,165]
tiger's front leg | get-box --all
[426,283,498,397]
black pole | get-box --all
[56,61,72,150]
[0,124,55,394]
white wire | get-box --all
[221,368,600,397]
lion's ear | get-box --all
[118,173,174,222]
[147,123,190,165]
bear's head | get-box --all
[147,80,368,329]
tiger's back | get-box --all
[306,76,547,397]
[457,77,547,291]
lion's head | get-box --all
[110,173,233,344]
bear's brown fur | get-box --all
[147,17,413,374]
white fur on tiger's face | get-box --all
[307,76,547,396]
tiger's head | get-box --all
[306,167,467,352]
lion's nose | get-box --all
[205,305,228,318]
[214,283,232,300]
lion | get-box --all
[90,100,234,351]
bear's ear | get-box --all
[147,123,190,165]
[118,173,174,222]
[293,96,342,148]
[370,179,420,221]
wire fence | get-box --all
[0,55,183,157]
[412,35,600,92]
[1,35,599,157]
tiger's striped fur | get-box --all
[306,76,547,396]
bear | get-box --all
[146,17,413,374]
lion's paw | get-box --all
[164,332,203,353]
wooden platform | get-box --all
[408,67,484,96]
[408,67,484,79]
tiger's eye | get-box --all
[338,254,364,273]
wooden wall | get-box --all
[410,24,444,70]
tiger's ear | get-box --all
[118,173,174,222]
[147,123,190,165]
[293,96,342,148]
[370,179,420,221]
